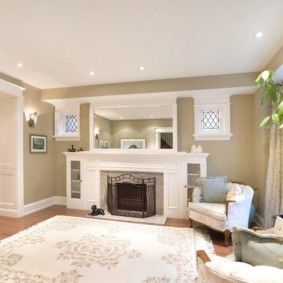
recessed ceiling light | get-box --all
[150,115,154,119]
[89,71,95,76]
[255,31,264,38]
[17,62,24,67]
[139,65,145,71]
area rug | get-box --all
[0,216,214,283]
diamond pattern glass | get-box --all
[65,115,77,133]
[71,161,81,199]
[201,110,220,130]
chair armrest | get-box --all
[225,200,236,215]
[197,250,211,263]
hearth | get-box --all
[107,174,156,218]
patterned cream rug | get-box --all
[0,216,214,283]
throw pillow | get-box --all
[198,176,228,203]
[232,226,283,269]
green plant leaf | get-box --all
[260,116,271,127]
[272,113,280,123]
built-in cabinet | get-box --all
[65,151,208,219]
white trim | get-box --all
[0,208,19,217]
[193,133,233,141]
[0,79,25,97]
[23,196,67,216]
[193,93,233,141]
[53,135,81,141]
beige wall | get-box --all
[53,104,90,197]
[23,84,55,204]
[94,114,112,148]
[0,72,56,206]
[41,72,258,100]
[177,95,255,185]
[111,119,172,148]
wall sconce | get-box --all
[28,112,37,127]
[94,128,100,140]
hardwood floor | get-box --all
[0,205,233,257]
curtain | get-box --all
[264,124,283,228]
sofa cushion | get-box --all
[232,226,283,269]
[198,176,228,203]
[202,254,283,283]
[189,202,226,221]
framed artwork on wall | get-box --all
[30,134,47,153]
[120,139,146,149]
[99,140,109,149]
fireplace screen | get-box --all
[107,174,156,218]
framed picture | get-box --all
[99,140,109,149]
[120,138,146,149]
[30,134,47,153]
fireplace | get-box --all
[107,174,156,218]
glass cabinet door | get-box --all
[187,164,200,205]
[71,161,81,199]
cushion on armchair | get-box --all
[197,252,283,283]
[232,226,283,269]
[198,176,228,203]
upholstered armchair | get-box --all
[188,177,254,246]
[195,217,283,283]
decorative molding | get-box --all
[53,135,81,141]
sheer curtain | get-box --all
[264,124,283,228]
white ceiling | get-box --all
[0,0,283,89]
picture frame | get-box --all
[99,140,109,149]
[120,138,146,149]
[30,134,47,153]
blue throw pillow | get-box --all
[198,176,228,203]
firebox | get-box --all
[107,174,156,218]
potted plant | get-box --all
[256,69,283,128]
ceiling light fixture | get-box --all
[139,65,145,71]
[17,62,24,67]
[89,71,95,76]
[255,31,264,38]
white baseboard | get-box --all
[0,208,19,218]
[23,196,66,216]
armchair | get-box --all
[196,218,283,282]
[188,178,254,246]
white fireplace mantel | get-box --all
[65,150,209,219]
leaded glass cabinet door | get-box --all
[186,164,200,206]
[71,161,81,199]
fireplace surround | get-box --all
[65,151,208,219]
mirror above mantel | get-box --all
[89,93,178,151]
